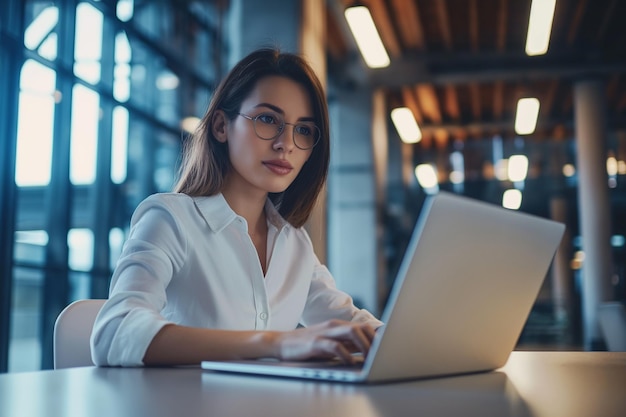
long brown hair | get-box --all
[174,48,330,228]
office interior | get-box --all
[1,0,625,373]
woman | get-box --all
[91,48,382,367]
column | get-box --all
[327,87,380,314]
[574,79,613,350]
[549,196,574,339]
[226,0,301,69]
[372,89,388,311]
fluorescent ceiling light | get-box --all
[502,189,522,210]
[508,155,529,182]
[562,163,575,177]
[344,6,390,68]
[607,156,618,176]
[390,107,422,143]
[415,164,439,192]
[515,97,540,135]
[525,0,556,56]
[449,171,464,184]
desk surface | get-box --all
[0,351,624,417]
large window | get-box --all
[3,0,224,372]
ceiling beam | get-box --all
[469,0,479,52]
[365,53,626,88]
[496,0,507,51]
[566,0,589,45]
[415,114,626,138]
[493,80,504,119]
[597,0,619,42]
[435,0,453,50]
[390,0,426,50]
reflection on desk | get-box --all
[0,351,624,417]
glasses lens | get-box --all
[252,111,320,149]
[253,112,282,140]
[293,124,320,150]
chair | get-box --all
[598,302,626,351]
[53,299,106,369]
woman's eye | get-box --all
[295,125,312,136]
[258,114,278,125]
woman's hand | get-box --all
[271,320,377,364]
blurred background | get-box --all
[1,0,625,372]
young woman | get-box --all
[91,48,382,367]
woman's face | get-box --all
[220,76,315,197]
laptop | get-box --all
[202,191,565,383]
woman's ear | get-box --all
[212,110,228,143]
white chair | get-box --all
[53,299,106,369]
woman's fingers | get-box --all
[314,338,355,364]
[276,320,377,363]
[324,321,376,356]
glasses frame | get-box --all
[237,112,320,150]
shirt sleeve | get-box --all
[300,258,384,329]
[90,195,187,366]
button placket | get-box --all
[238,219,270,330]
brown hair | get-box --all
[174,48,330,228]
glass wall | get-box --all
[1,0,225,372]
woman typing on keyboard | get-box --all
[91,48,382,367]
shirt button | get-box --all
[259,312,268,320]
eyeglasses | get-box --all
[237,111,320,150]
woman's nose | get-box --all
[272,125,296,152]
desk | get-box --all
[0,351,624,417]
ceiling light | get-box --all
[449,171,464,184]
[508,155,529,182]
[514,97,540,135]
[562,163,575,177]
[502,189,522,210]
[607,156,618,176]
[390,107,422,143]
[415,164,439,192]
[525,0,556,56]
[344,5,390,68]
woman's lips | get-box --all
[263,159,293,175]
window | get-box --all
[3,0,224,372]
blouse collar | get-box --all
[193,193,289,233]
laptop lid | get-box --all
[202,192,565,383]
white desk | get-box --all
[0,351,624,417]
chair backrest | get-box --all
[53,299,106,369]
[598,302,626,352]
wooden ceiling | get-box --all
[325,0,626,151]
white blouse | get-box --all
[91,193,382,366]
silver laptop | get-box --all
[202,191,565,383]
